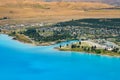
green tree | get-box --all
[71,44,76,48]
[95,49,102,54]
[79,41,81,45]
[112,48,119,53]
[59,45,62,48]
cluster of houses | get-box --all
[91,39,120,51]
[0,22,119,52]
[1,22,119,38]
[38,25,120,51]
[0,23,45,30]
[37,25,119,39]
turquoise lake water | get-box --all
[0,34,120,80]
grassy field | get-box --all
[58,41,120,56]
[9,33,32,43]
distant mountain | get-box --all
[44,0,120,6]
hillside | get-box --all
[45,0,120,6]
[0,0,120,25]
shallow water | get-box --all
[0,34,120,80]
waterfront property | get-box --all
[57,40,120,56]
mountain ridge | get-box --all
[44,0,120,6]
[0,0,119,6]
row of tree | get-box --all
[59,43,120,54]
[54,18,120,28]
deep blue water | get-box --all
[0,34,120,80]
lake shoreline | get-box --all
[55,47,120,58]
[1,33,57,46]
[55,40,120,57]
[1,33,120,58]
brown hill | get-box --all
[45,0,120,6]
[0,0,120,25]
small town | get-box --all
[0,18,120,55]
